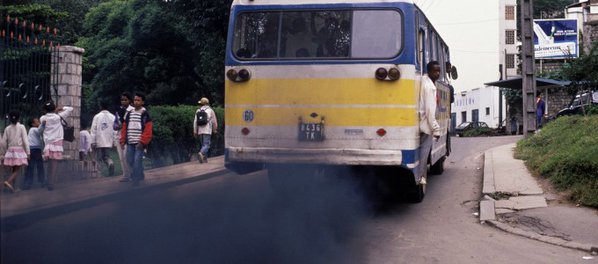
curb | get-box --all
[1,168,229,232]
[481,145,598,254]
[486,220,598,254]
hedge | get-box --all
[146,105,224,167]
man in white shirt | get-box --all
[420,61,441,139]
[418,61,442,185]
[91,101,116,176]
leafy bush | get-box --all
[146,105,224,167]
[516,115,598,207]
[586,104,598,115]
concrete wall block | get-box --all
[60,45,85,55]
[71,64,79,75]
[60,75,73,85]
[56,84,69,96]
[48,45,84,164]
[58,96,75,107]
[63,53,74,64]
[71,98,81,108]
[64,64,72,74]
[58,64,68,74]
[72,77,82,86]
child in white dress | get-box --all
[2,110,30,193]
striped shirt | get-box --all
[126,108,145,144]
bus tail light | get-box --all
[376,128,387,137]
[227,68,251,82]
[241,127,250,135]
[226,69,238,81]
[388,67,401,81]
[375,68,388,80]
[238,69,251,81]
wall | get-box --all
[48,45,99,182]
[51,45,84,160]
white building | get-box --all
[499,0,519,79]
[566,0,598,52]
[452,86,506,129]
[451,0,514,130]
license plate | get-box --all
[298,122,324,141]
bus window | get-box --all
[418,29,425,70]
[352,10,402,58]
[233,12,281,59]
[232,9,402,60]
[431,32,438,62]
[281,13,317,58]
[415,11,420,70]
[439,43,446,81]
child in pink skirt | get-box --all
[39,101,73,191]
[2,110,30,193]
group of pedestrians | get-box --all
[82,91,153,186]
[1,101,74,192]
[2,93,217,193]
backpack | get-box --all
[196,108,209,126]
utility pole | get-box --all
[520,0,536,136]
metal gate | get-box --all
[1,15,61,130]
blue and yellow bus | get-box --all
[224,0,456,202]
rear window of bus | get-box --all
[232,10,403,60]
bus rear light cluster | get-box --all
[375,68,388,80]
[376,128,387,137]
[387,67,401,80]
[241,127,250,135]
[227,68,251,82]
[375,67,401,81]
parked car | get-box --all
[454,121,491,137]
[556,90,598,117]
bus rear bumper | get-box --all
[225,147,419,168]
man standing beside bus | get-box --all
[419,61,442,184]
[420,61,442,139]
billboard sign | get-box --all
[533,19,578,59]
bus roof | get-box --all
[232,0,415,6]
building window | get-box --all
[506,54,515,69]
[506,30,515,44]
[486,107,490,115]
[505,6,515,20]
[461,111,467,122]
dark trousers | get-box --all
[24,148,46,187]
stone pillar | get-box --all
[51,45,84,160]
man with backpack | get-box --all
[193,97,218,163]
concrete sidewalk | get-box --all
[0,156,227,224]
[480,143,598,254]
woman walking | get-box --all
[2,110,30,193]
[40,101,73,191]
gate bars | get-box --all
[0,15,61,129]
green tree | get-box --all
[166,0,231,104]
[78,0,199,108]
[533,0,577,18]
[79,0,230,119]
[562,43,598,93]
[1,0,109,45]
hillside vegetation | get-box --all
[515,115,598,207]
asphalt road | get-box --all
[1,136,592,264]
